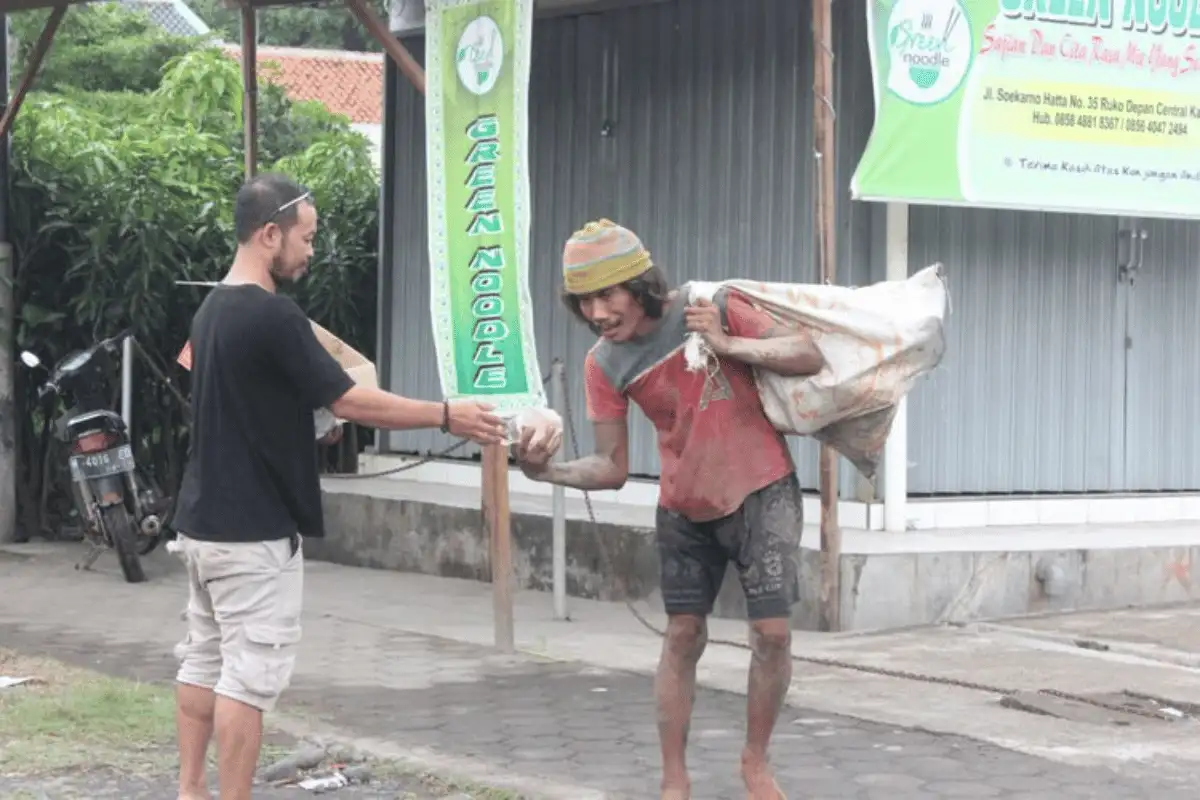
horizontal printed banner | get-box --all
[852,0,1200,218]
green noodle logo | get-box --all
[456,16,504,96]
[885,0,972,105]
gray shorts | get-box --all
[171,533,304,713]
[656,473,802,621]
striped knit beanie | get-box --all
[561,219,653,295]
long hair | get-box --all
[561,265,671,335]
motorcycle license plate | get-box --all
[69,445,135,482]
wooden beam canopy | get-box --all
[0,0,427,172]
[240,5,258,177]
[344,0,425,95]
[225,0,426,181]
[0,4,66,140]
[0,0,85,12]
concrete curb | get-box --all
[970,621,1200,670]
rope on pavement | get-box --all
[550,366,1178,723]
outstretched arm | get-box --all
[521,418,629,491]
[331,385,506,444]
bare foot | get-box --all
[742,774,785,800]
[178,791,212,800]
[742,751,785,800]
[661,788,690,800]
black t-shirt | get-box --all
[173,285,355,542]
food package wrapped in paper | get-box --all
[505,406,564,452]
[313,407,341,441]
[684,264,948,479]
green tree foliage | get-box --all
[187,0,390,52]
[7,5,380,538]
[11,4,199,93]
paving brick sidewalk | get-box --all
[0,767,464,799]
[4,626,1197,798]
[2,544,1197,798]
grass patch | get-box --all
[0,650,176,775]
[0,652,519,798]
[0,650,298,780]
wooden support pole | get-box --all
[346,0,508,647]
[812,0,841,633]
[240,4,258,178]
[344,0,426,95]
[347,0,512,648]
[483,443,515,652]
[0,4,66,141]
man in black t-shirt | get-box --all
[172,173,506,800]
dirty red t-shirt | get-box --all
[584,287,794,522]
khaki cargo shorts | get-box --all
[171,533,304,713]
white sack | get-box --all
[685,263,948,479]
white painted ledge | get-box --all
[325,458,1200,555]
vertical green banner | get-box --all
[426,0,544,413]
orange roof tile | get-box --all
[222,45,384,125]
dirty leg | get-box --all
[656,614,708,799]
[742,618,791,800]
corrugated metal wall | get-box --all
[382,0,882,494]
[1124,219,1200,491]
[906,209,1125,494]
[904,208,1200,495]
[382,0,1200,497]
[906,205,1200,494]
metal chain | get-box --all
[324,439,469,480]
[555,369,1178,723]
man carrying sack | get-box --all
[516,219,824,800]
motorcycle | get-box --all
[20,331,173,583]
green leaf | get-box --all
[7,1,381,511]
[19,304,67,328]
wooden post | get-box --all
[350,0,513,647]
[348,0,512,649]
[240,4,258,178]
[483,443,515,651]
[812,0,841,633]
[0,4,66,141]
[345,0,426,95]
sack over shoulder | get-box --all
[684,264,948,478]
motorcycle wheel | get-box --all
[136,533,161,556]
[100,504,147,584]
